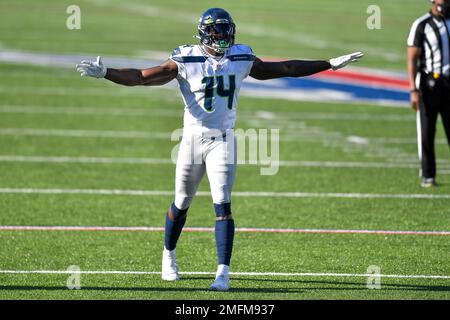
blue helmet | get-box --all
[197,8,236,54]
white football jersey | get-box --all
[170,44,255,134]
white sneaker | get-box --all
[161,247,179,281]
[421,177,437,188]
[210,264,230,291]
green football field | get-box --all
[1,0,450,300]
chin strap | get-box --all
[199,44,227,57]
[194,36,229,54]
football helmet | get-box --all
[197,8,236,54]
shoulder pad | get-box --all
[170,45,206,63]
[230,44,254,55]
[227,44,255,61]
[170,45,193,58]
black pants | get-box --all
[418,75,450,178]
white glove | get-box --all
[329,52,364,71]
[76,56,107,78]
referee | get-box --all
[407,0,450,187]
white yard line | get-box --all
[2,127,448,146]
[0,105,415,122]
[1,188,450,199]
[1,225,449,236]
[0,105,182,117]
[0,81,408,107]
[0,155,174,165]
[0,128,171,139]
[5,155,450,174]
[0,269,448,279]
[0,85,178,97]
[1,155,447,171]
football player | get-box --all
[76,8,364,291]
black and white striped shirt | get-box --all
[408,12,450,77]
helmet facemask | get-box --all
[198,19,235,54]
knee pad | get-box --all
[214,203,232,219]
[168,202,188,222]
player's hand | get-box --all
[329,52,364,71]
[76,56,107,78]
[410,90,420,111]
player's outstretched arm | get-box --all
[250,52,364,80]
[76,56,178,86]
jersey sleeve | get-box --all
[169,46,187,79]
[244,46,256,79]
[407,20,425,47]
[231,44,256,79]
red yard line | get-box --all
[314,69,410,89]
[261,57,409,90]
[1,225,449,236]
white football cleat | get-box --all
[421,177,437,188]
[210,264,230,291]
[161,247,179,281]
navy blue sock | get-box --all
[164,203,188,251]
[214,203,235,266]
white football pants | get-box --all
[174,129,237,210]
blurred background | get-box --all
[0,0,427,68]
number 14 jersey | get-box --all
[170,44,255,134]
